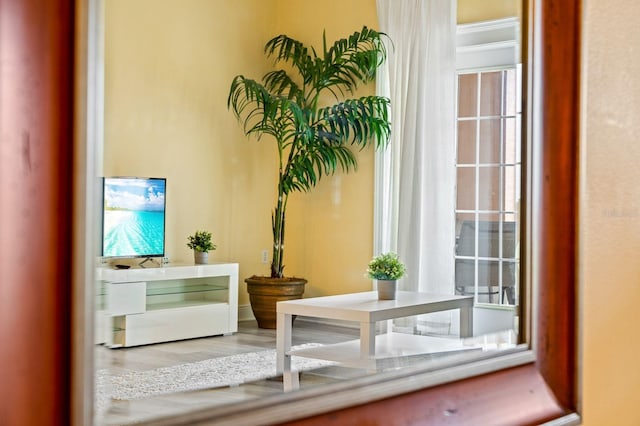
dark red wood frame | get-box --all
[0,0,579,424]
[0,0,75,425]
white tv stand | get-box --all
[96,262,238,348]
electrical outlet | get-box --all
[261,249,269,264]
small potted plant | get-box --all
[366,252,406,300]
[187,230,216,265]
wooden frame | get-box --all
[0,0,579,424]
[0,1,75,424]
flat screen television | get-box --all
[101,177,166,260]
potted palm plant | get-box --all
[228,26,391,328]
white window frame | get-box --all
[455,18,521,308]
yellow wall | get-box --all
[581,1,640,424]
[274,0,380,297]
[457,0,522,24]
[104,0,277,305]
[104,0,379,304]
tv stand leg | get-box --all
[138,257,159,268]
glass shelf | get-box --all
[146,283,227,297]
[146,299,227,311]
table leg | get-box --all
[377,319,393,334]
[460,305,473,338]
[360,321,376,372]
[277,312,299,392]
[283,368,299,392]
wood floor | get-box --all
[95,319,517,425]
[95,319,363,425]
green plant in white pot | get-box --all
[187,230,216,265]
[367,252,406,300]
[228,26,392,328]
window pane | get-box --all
[503,259,518,305]
[504,117,517,164]
[456,167,475,210]
[505,68,518,116]
[504,68,522,115]
[455,217,476,256]
[457,217,518,259]
[502,165,519,212]
[455,258,475,283]
[477,212,501,223]
[477,259,500,283]
[454,258,475,296]
[475,215,518,257]
[479,71,502,117]
[477,260,517,305]
[475,220,499,258]
[479,119,501,164]
[478,166,500,211]
[457,120,476,164]
[477,259,501,303]
[515,115,522,163]
[458,73,477,118]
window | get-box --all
[455,67,521,306]
[454,18,522,308]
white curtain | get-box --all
[375,0,457,333]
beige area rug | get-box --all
[96,343,332,405]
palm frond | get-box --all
[263,70,304,103]
[281,138,358,193]
[316,96,391,149]
[320,26,388,93]
[264,35,315,84]
[228,75,307,145]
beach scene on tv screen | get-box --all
[103,178,165,257]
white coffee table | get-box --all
[276,291,474,391]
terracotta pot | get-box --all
[245,276,306,329]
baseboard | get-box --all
[238,304,255,322]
